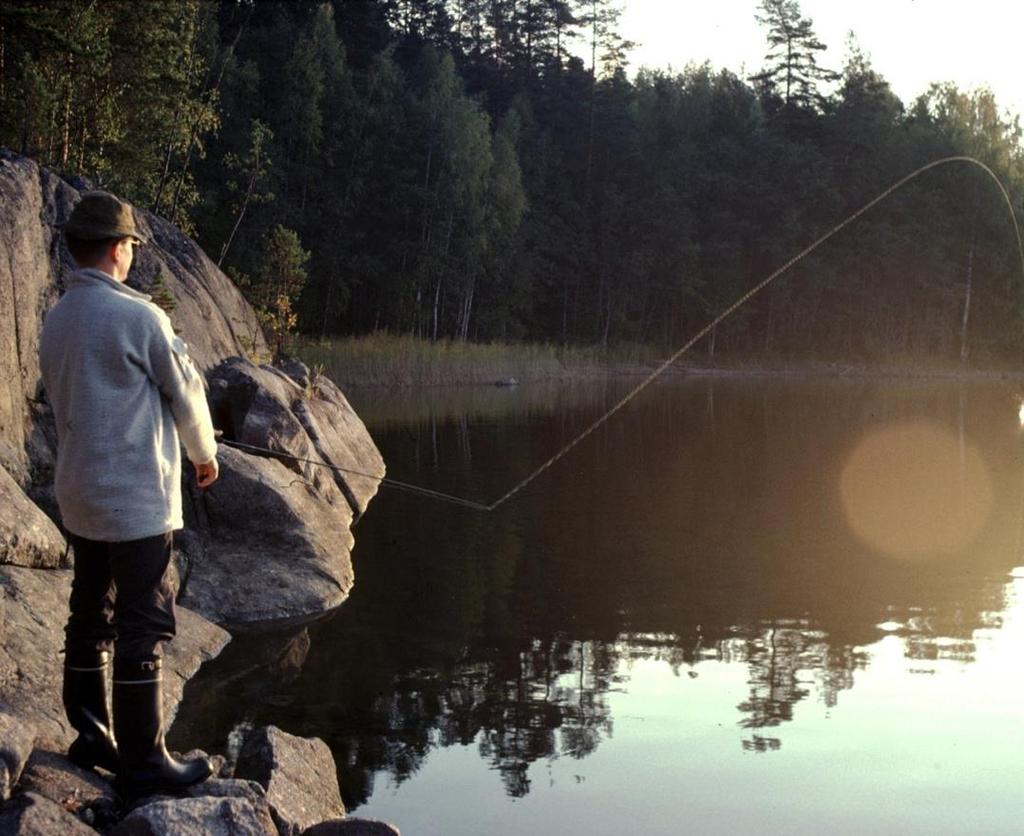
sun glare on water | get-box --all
[839,421,993,560]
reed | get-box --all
[295,333,657,388]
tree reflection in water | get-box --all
[172,379,1024,814]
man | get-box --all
[39,191,218,798]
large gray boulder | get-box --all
[179,354,384,624]
[293,373,385,517]
[235,725,345,836]
[0,154,64,483]
[112,795,278,836]
[0,565,230,747]
[0,467,67,569]
[179,446,354,624]
[208,356,383,518]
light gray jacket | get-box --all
[39,268,217,541]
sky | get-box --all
[614,0,1024,120]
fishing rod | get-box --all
[224,156,1024,513]
[218,437,492,511]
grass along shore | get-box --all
[295,334,659,388]
[295,333,1024,389]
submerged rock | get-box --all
[304,819,402,836]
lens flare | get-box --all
[840,421,993,560]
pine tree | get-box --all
[749,0,838,114]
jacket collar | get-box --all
[66,268,152,302]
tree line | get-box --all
[3,0,1023,362]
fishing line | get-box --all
[225,156,1024,513]
[219,438,492,511]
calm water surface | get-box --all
[179,377,1024,835]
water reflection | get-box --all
[176,377,1024,832]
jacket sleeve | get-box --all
[142,309,218,465]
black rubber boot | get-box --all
[63,649,119,774]
[113,657,212,799]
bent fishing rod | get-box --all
[222,156,1024,513]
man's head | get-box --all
[65,191,146,282]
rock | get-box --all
[0,790,97,834]
[293,373,385,517]
[178,446,354,624]
[112,795,277,836]
[164,624,321,755]
[0,153,67,482]
[277,358,313,390]
[0,567,72,744]
[162,609,232,728]
[235,725,345,835]
[304,819,401,836]
[0,705,37,800]
[184,777,266,802]
[0,565,230,747]
[16,747,118,828]
[207,357,354,516]
[0,467,68,569]
[180,751,228,781]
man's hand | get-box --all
[195,457,219,488]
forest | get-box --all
[3,0,1024,363]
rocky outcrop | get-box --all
[1,149,384,626]
[208,357,383,518]
[0,467,68,569]
[1,723,392,834]
[0,565,230,747]
[174,356,385,624]
[0,154,63,484]
[292,372,384,517]
[179,446,355,624]
[235,725,345,835]
[0,150,393,832]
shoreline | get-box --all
[296,332,1024,390]
[316,359,1024,390]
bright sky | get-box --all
[616,0,1024,120]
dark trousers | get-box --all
[65,532,177,662]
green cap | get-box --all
[65,191,147,244]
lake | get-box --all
[177,375,1024,835]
